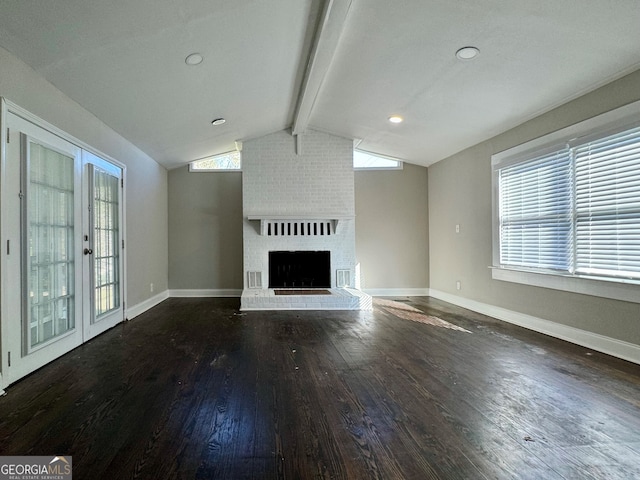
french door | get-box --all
[2,109,124,386]
[82,152,124,339]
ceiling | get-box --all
[1,0,639,169]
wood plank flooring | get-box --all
[1,297,640,479]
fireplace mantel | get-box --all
[247,215,354,236]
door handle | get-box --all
[84,248,93,255]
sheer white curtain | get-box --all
[28,142,76,347]
[93,167,120,317]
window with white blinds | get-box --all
[573,126,640,280]
[499,147,572,272]
[496,122,640,282]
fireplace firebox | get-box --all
[269,251,330,288]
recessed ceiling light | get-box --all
[185,53,204,66]
[456,46,480,60]
[388,115,403,124]
[211,118,226,126]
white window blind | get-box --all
[497,122,640,282]
[499,148,573,271]
[573,126,640,279]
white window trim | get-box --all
[189,166,241,172]
[353,149,403,170]
[189,150,241,172]
[491,99,640,304]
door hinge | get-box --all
[8,351,10,367]
[122,240,125,249]
[6,240,9,255]
[121,178,124,188]
[6,128,9,144]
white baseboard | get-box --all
[127,290,170,320]
[364,288,430,297]
[428,289,640,365]
[171,288,424,298]
[169,289,242,298]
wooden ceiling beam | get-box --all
[292,0,353,137]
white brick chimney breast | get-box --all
[240,129,371,310]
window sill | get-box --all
[490,266,640,304]
[188,168,241,172]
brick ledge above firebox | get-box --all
[247,215,354,236]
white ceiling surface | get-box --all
[1,0,640,169]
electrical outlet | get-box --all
[456,281,461,290]
[150,283,154,293]
[455,224,460,233]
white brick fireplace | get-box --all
[240,129,371,310]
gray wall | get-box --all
[168,167,243,290]
[167,154,430,292]
[428,69,640,346]
[355,163,429,291]
[0,45,168,309]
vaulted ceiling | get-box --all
[1,0,639,169]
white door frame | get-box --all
[0,98,127,391]
[81,152,125,341]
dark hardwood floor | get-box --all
[1,297,639,479]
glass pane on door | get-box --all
[28,142,75,347]
[93,167,120,318]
